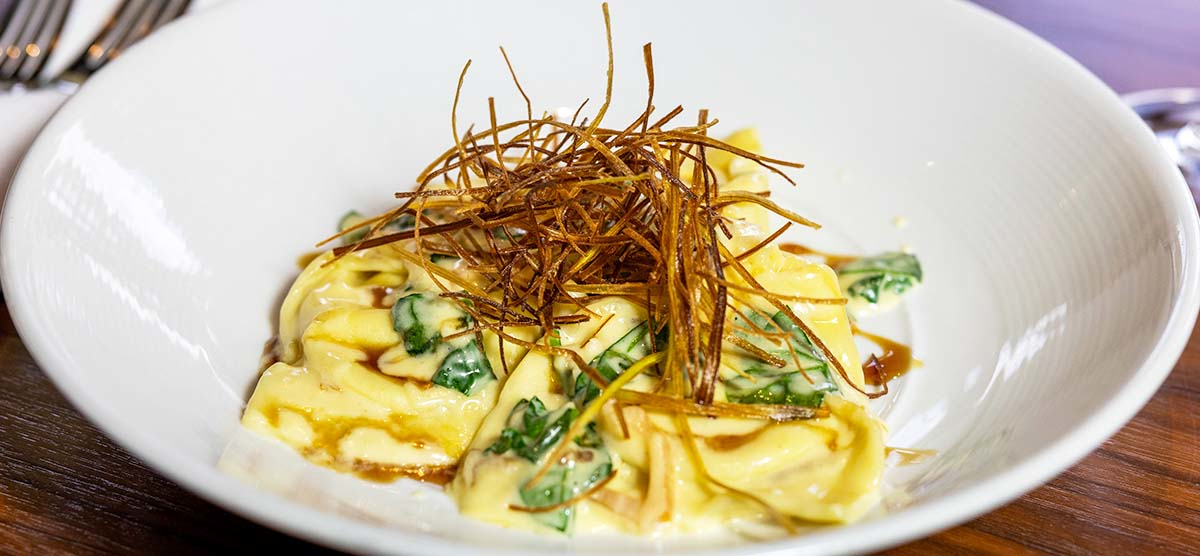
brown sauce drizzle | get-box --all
[853,325,917,386]
[359,345,388,372]
[352,460,457,485]
[259,337,280,371]
[548,371,565,396]
[369,286,394,309]
[779,243,860,269]
[272,404,455,485]
[885,447,937,466]
[306,336,435,390]
[703,425,770,451]
[383,372,434,391]
[360,349,434,390]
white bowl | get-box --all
[2,0,1197,554]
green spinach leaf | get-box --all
[725,311,837,407]
[838,252,922,305]
[431,338,495,395]
[391,293,442,355]
[572,321,654,405]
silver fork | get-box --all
[64,0,189,82]
[0,0,189,89]
[0,0,72,85]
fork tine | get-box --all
[14,0,69,82]
[70,0,188,79]
[108,0,163,60]
[0,1,22,38]
[0,2,16,25]
[81,0,150,72]
[149,0,188,34]
[0,0,49,80]
[0,0,35,69]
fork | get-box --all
[0,0,72,86]
[0,0,189,89]
[60,0,190,85]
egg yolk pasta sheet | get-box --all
[242,245,534,483]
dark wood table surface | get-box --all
[2,1,1198,554]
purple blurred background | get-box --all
[2,0,1196,92]
[976,0,1200,92]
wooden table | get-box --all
[1,1,1197,554]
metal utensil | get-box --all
[1,0,189,90]
[1123,88,1200,198]
[0,0,71,86]
[58,0,189,86]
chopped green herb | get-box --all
[572,321,654,405]
[520,466,571,530]
[725,311,837,407]
[338,211,369,244]
[768,313,826,369]
[386,213,417,232]
[725,368,835,407]
[519,451,612,532]
[340,211,422,244]
[652,322,670,351]
[486,397,576,462]
[734,312,824,370]
[431,338,495,395]
[486,396,610,456]
[485,396,614,532]
[573,422,605,448]
[838,252,922,305]
[390,293,442,355]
